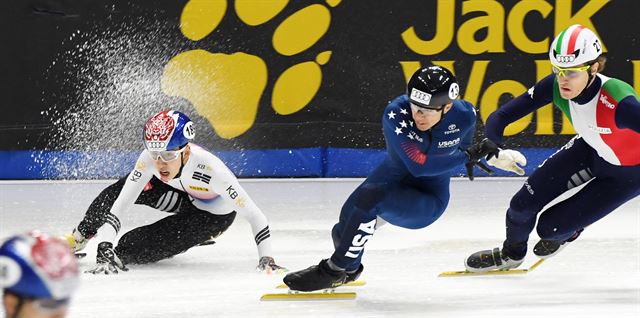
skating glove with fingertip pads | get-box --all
[257,256,288,274]
[86,242,128,275]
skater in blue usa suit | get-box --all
[284,65,512,291]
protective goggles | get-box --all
[551,64,590,78]
[410,103,444,116]
[149,147,186,162]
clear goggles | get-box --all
[410,103,444,116]
[149,147,186,162]
[551,63,590,78]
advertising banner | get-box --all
[1,0,638,178]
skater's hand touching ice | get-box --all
[86,242,128,274]
[257,256,288,274]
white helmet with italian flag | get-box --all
[549,24,603,67]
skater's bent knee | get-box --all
[509,192,540,216]
[355,183,386,211]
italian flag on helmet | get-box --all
[549,24,603,67]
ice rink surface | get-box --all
[1,178,638,318]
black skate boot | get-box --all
[345,264,364,283]
[533,229,583,259]
[465,247,524,273]
[283,259,346,292]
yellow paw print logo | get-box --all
[162,0,341,139]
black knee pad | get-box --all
[355,183,386,211]
[508,188,540,217]
[535,213,570,240]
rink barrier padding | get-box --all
[0,148,558,179]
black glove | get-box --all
[85,242,128,274]
[465,138,500,181]
[256,256,288,274]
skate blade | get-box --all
[275,280,366,289]
[439,258,545,277]
[260,291,356,301]
[198,240,216,246]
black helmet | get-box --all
[407,65,459,109]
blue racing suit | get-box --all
[329,95,477,271]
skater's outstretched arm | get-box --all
[202,154,285,272]
[485,75,555,145]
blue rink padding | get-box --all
[0,148,559,179]
[324,148,558,177]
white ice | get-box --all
[1,178,638,318]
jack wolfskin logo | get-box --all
[162,0,341,139]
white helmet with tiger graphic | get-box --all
[549,24,602,67]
